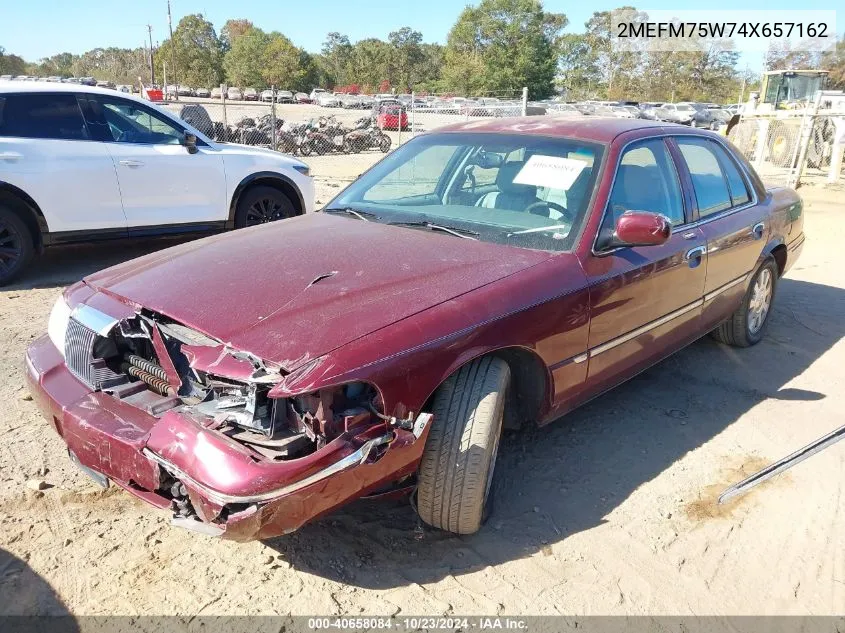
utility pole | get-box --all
[167,0,178,99]
[146,25,155,85]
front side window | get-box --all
[599,139,685,246]
[676,138,735,217]
[329,132,605,252]
[0,93,88,140]
[95,97,183,145]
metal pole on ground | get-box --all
[411,91,415,136]
[221,84,228,142]
[521,87,528,116]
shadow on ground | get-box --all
[0,547,77,628]
[265,278,844,588]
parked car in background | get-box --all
[116,85,132,93]
[708,108,732,131]
[25,117,803,540]
[243,87,258,101]
[276,90,294,103]
[227,86,243,101]
[655,103,696,125]
[310,88,328,101]
[260,89,275,102]
[195,87,211,98]
[0,75,12,82]
[177,85,193,97]
[546,103,584,118]
[80,77,96,86]
[96,81,115,90]
[210,87,223,99]
[316,93,341,107]
[0,83,315,285]
[294,92,311,104]
[376,103,408,130]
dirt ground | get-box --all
[1,174,844,620]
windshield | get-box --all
[676,104,694,111]
[326,132,604,252]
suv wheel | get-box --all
[0,206,34,286]
[234,186,295,228]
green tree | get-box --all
[557,34,602,99]
[321,32,353,87]
[388,27,424,91]
[821,37,845,90]
[165,14,223,88]
[262,33,316,91]
[220,19,254,53]
[443,0,566,98]
[223,25,269,87]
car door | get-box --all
[0,92,126,233]
[578,137,708,399]
[88,94,226,228]
[671,136,768,330]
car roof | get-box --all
[433,116,669,143]
[0,81,158,105]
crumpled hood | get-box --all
[83,213,552,370]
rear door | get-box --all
[0,92,126,233]
[86,94,227,228]
[671,135,767,329]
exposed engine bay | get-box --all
[89,310,383,461]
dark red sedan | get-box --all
[26,118,804,540]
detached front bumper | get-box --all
[25,334,427,541]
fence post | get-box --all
[271,84,276,151]
[411,91,415,136]
[521,87,528,117]
[789,89,824,189]
[397,102,402,146]
[221,84,228,142]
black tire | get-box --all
[711,258,778,348]
[0,204,35,287]
[342,138,354,154]
[378,134,391,153]
[298,140,313,157]
[233,186,296,228]
[417,356,510,535]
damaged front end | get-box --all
[36,299,430,540]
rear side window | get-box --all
[676,138,748,217]
[0,93,89,140]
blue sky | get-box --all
[2,0,838,65]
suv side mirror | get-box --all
[609,211,671,248]
[184,132,198,154]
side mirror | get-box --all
[184,132,198,154]
[609,211,672,248]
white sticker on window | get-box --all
[513,155,587,190]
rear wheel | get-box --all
[711,258,777,347]
[417,356,510,535]
[234,186,295,228]
[0,205,35,287]
[378,134,391,153]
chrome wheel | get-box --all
[0,218,23,278]
[245,197,286,226]
[748,268,773,334]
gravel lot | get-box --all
[1,172,844,620]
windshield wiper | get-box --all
[387,221,479,240]
[508,224,569,237]
[323,207,379,221]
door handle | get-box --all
[119,159,144,167]
[685,246,706,266]
[0,152,22,162]
[751,222,765,240]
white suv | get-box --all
[0,83,314,285]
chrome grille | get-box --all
[64,318,121,389]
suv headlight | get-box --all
[47,296,71,356]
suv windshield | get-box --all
[327,132,604,252]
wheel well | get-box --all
[0,187,45,250]
[771,244,787,277]
[422,348,549,432]
[233,176,304,220]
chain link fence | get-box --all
[728,94,845,188]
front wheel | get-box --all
[378,134,391,153]
[234,186,295,228]
[416,356,510,535]
[0,205,35,286]
[711,258,778,347]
